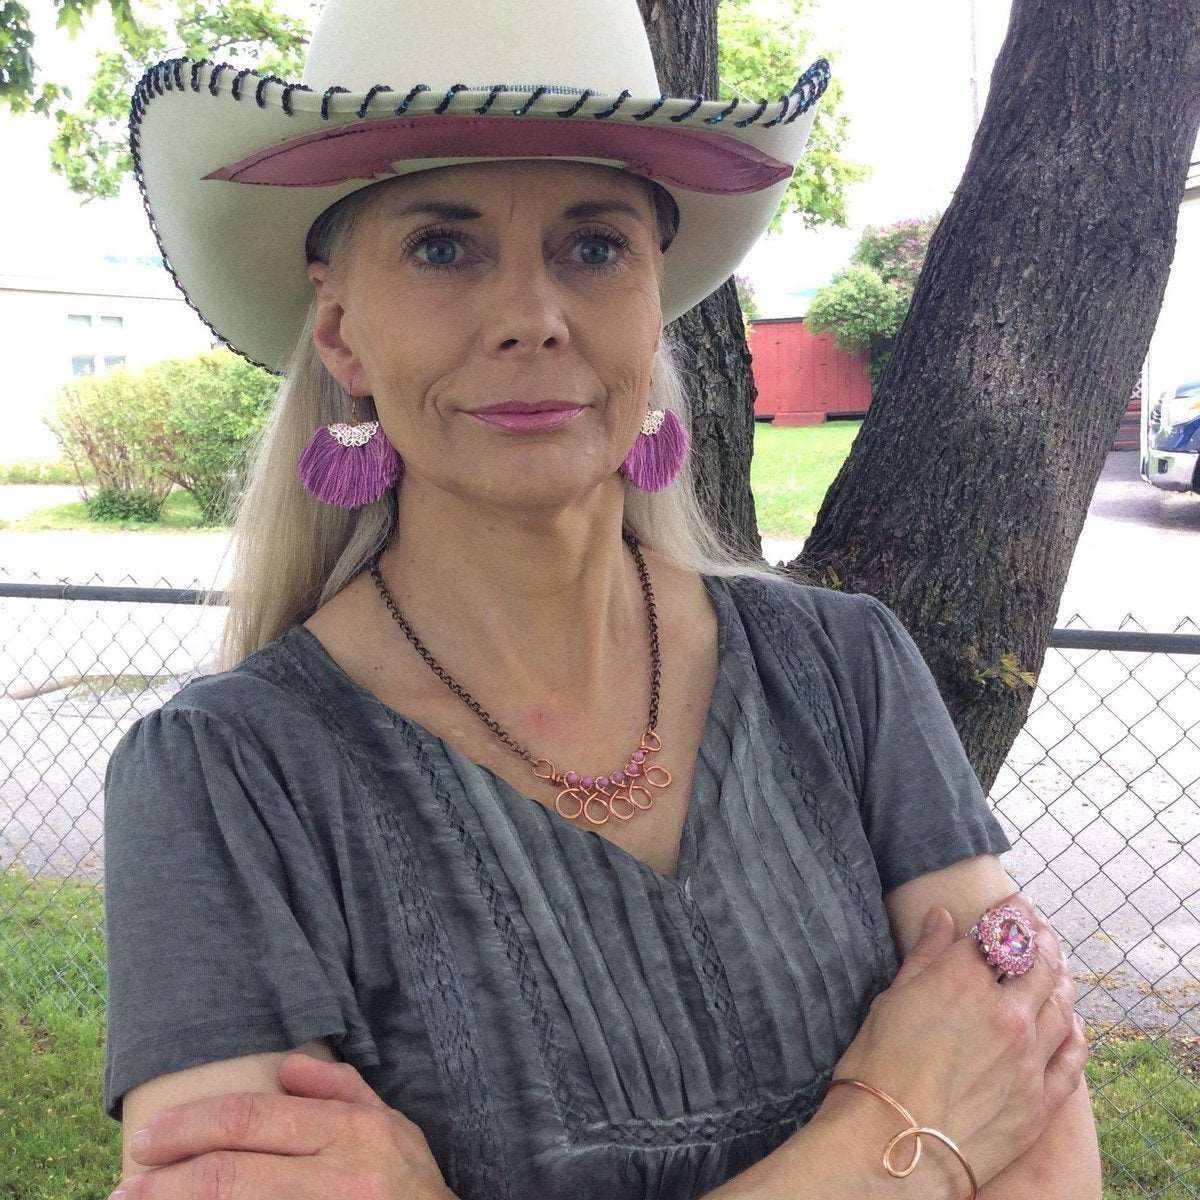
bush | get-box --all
[804,263,909,387]
[146,350,278,525]
[42,351,278,527]
[44,369,174,507]
[83,486,165,522]
[805,212,942,388]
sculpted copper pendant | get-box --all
[531,729,672,825]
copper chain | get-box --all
[366,528,661,763]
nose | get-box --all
[481,253,571,356]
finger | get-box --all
[957,894,1059,1002]
[127,1149,352,1200]
[130,1091,356,1167]
[276,1052,388,1110]
[1041,1013,1090,1113]
[1035,958,1080,1060]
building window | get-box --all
[100,315,124,330]
[67,314,93,329]
[103,356,126,371]
[72,356,96,376]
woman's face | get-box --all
[306,159,665,515]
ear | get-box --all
[307,265,368,395]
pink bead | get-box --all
[581,776,594,791]
[631,750,646,763]
[565,770,579,787]
[597,775,609,790]
[626,762,642,777]
[611,770,625,784]
[1000,919,1029,955]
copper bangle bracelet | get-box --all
[825,1078,979,1200]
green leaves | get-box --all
[717,0,869,233]
[2,0,308,196]
[44,349,278,526]
[0,1,39,111]
[804,213,941,385]
[804,262,908,352]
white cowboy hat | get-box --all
[128,0,830,376]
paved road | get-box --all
[1,455,1197,1030]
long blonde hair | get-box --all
[208,173,805,672]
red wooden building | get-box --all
[747,316,1140,449]
[747,316,871,425]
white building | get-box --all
[0,2,216,467]
[0,265,216,463]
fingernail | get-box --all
[132,1126,151,1154]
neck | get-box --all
[371,476,654,708]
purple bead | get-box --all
[565,770,579,787]
[581,775,594,791]
[632,749,646,763]
[626,762,642,777]
[611,770,625,784]
[597,775,609,790]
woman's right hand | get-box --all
[824,890,1089,1189]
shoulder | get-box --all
[715,570,886,647]
[713,571,926,699]
[110,628,333,768]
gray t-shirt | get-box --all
[102,572,1011,1199]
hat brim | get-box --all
[130,59,829,375]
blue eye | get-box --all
[400,224,632,273]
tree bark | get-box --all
[796,0,1200,789]
[636,0,762,557]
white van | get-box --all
[1141,378,1200,493]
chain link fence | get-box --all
[2,568,1197,1193]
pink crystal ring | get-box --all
[967,904,1038,979]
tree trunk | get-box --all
[636,0,762,557]
[797,0,1200,790]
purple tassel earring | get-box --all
[297,396,403,508]
[619,408,689,492]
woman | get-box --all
[102,1,1094,1197]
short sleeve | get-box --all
[102,704,377,1122]
[852,593,1013,894]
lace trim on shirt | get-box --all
[723,578,897,987]
[266,649,514,1200]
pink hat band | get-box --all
[204,113,793,196]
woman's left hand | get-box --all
[115,1051,456,1199]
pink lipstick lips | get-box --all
[468,401,586,432]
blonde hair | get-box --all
[208,172,806,671]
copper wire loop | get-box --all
[825,1079,979,1200]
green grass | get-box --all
[0,489,222,533]
[1090,1031,1200,1198]
[1,867,114,1199]
[749,419,862,539]
[0,461,94,486]
[1,866,1196,1197]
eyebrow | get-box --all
[385,198,648,223]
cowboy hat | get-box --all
[128,0,830,376]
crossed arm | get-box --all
[118,852,1102,1199]
[881,853,1103,1199]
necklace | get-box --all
[366,529,672,826]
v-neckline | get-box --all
[286,573,734,894]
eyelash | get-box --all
[399,224,632,273]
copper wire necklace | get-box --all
[366,529,672,826]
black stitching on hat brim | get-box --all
[131,55,829,130]
[126,56,829,375]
